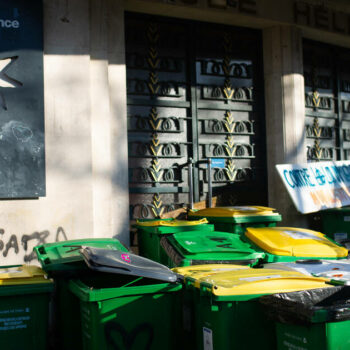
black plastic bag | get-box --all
[259,286,350,325]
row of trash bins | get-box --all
[3,205,350,349]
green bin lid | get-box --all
[68,275,181,302]
[167,231,265,262]
[34,238,128,273]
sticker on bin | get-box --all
[121,253,131,263]
[334,233,348,242]
[239,275,282,282]
[282,230,327,242]
[203,327,213,350]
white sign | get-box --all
[276,161,350,214]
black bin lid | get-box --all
[80,247,178,283]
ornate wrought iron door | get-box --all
[304,39,350,161]
[126,14,267,219]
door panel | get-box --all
[125,14,267,219]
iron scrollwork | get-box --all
[131,195,179,219]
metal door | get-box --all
[125,14,267,219]
[304,39,350,161]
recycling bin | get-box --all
[319,207,350,244]
[262,259,350,284]
[34,238,128,275]
[187,206,282,234]
[244,227,348,263]
[69,247,182,350]
[135,218,214,263]
[172,264,251,350]
[0,265,53,350]
[160,230,265,267]
[34,238,129,350]
[260,286,350,350]
[182,267,333,350]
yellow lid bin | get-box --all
[173,263,250,280]
[194,268,332,297]
[189,206,276,217]
[0,265,53,350]
[0,265,52,286]
[187,206,282,234]
[183,266,333,350]
[244,227,348,262]
[134,218,215,264]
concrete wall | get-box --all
[0,0,129,265]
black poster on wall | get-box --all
[0,0,45,198]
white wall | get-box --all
[0,0,129,265]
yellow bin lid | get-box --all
[245,227,348,258]
[136,218,208,227]
[195,268,332,296]
[0,265,52,286]
[188,206,277,218]
[172,264,250,279]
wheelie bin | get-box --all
[33,238,129,350]
[69,247,183,350]
[135,218,214,263]
[187,206,281,234]
[0,265,53,350]
[260,286,350,350]
[319,207,350,244]
[182,267,333,350]
[172,264,251,350]
[244,227,348,263]
[160,230,265,267]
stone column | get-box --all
[263,25,308,227]
[90,0,130,245]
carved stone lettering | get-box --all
[294,1,350,36]
[239,0,256,14]
[294,1,311,26]
[314,6,329,30]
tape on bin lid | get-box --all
[172,264,250,279]
[80,247,179,283]
[136,218,208,227]
[194,268,331,296]
[188,206,277,218]
[245,227,348,258]
[263,260,350,281]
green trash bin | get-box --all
[187,206,282,234]
[160,230,265,267]
[244,227,348,263]
[69,247,183,350]
[260,286,350,350]
[0,265,53,350]
[320,207,350,244]
[135,218,214,263]
[181,267,333,350]
[172,264,251,350]
[34,238,129,350]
